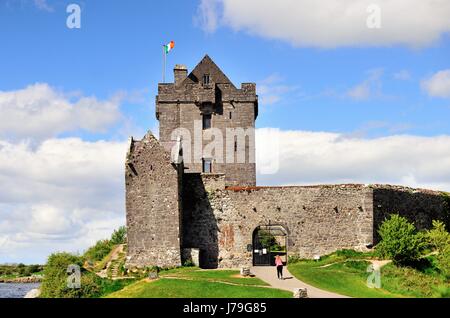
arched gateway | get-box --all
[252,225,288,266]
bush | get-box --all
[434,284,450,298]
[376,214,426,265]
[288,255,302,264]
[424,220,450,279]
[426,220,450,252]
[40,252,101,298]
[182,259,195,267]
[83,239,113,262]
[335,249,366,259]
[110,226,127,245]
[436,248,450,279]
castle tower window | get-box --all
[203,114,211,130]
[203,74,210,85]
[202,158,212,173]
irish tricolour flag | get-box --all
[164,41,175,54]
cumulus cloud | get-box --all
[421,69,450,98]
[256,129,450,193]
[197,0,450,48]
[1,127,450,262]
[0,138,128,263]
[0,83,122,142]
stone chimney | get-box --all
[174,64,188,85]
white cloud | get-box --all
[198,0,450,48]
[33,0,53,12]
[258,74,299,106]
[346,68,383,100]
[256,129,450,193]
[194,0,220,33]
[421,69,450,98]
[0,138,128,263]
[393,70,412,81]
[0,83,122,142]
[1,127,450,263]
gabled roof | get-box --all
[182,55,236,88]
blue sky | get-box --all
[1,0,449,138]
[1,0,450,263]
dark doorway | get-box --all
[252,225,288,266]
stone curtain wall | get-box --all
[125,55,450,270]
[182,174,374,268]
[372,186,448,243]
[125,133,182,268]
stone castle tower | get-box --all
[125,55,448,270]
[156,55,258,187]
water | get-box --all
[0,283,41,298]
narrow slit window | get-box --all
[203,158,212,173]
[229,111,232,119]
[203,74,210,85]
[203,114,211,130]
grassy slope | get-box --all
[106,268,291,298]
[289,260,401,298]
[288,252,450,298]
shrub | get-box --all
[335,249,366,259]
[424,220,450,279]
[376,214,426,265]
[182,259,195,267]
[83,239,113,262]
[288,255,302,264]
[426,220,450,252]
[436,248,450,280]
[110,226,127,245]
[40,252,101,298]
[433,284,450,298]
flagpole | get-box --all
[162,45,166,83]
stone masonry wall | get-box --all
[372,185,449,243]
[182,176,449,269]
[125,132,182,268]
[182,174,374,268]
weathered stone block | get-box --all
[293,288,308,298]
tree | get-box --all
[83,239,113,262]
[376,214,426,265]
[110,226,127,245]
[40,252,101,298]
[426,220,450,252]
[426,220,450,279]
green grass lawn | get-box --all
[106,267,291,298]
[159,267,269,286]
[288,251,450,298]
[289,259,401,298]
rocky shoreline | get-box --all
[0,276,42,283]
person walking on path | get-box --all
[275,255,284,280]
